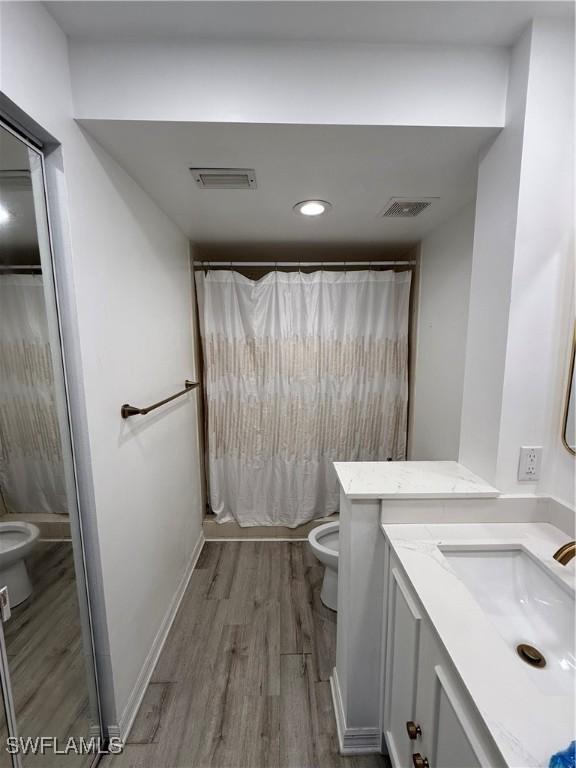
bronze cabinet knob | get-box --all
[412,754,429,768]
[406,721,422,740]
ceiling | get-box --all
[80,120,497,251]
[48,1,569,254]
[47,1,574,46]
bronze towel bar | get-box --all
[121,380,199,419]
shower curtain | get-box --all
[196,268,411,527]
[0,274,67,515]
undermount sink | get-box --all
[441,546,575,695]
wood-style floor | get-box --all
[108,541,388,768]
[3,542,94,768]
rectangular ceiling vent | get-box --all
[381,198,436,218]
[190,168,257,190]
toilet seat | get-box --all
[308,521,339,611]
[308,521,339,560]
[0,524,37,553]
[0,522,40,606]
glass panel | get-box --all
[563,329,575,454]
[0,680,14,768]
[0,123,101,766]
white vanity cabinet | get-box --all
[383,564,423,768]
[383,553,506,768]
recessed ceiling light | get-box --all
[0,204,11,226]
[293,200,332,217]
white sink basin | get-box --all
[441,546,575,695]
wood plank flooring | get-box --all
[3,542,95,768]
[108,541,387,768]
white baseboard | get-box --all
[109,532,205,742]
[330,668,381,755]
[204,536,308,542]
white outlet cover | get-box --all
[518,446,542,481]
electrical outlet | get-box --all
[518,446,542,481]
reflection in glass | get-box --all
[0,274,67,515]
[563,330,575,454]
[0,124,100,766]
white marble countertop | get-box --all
[333,460,499,499]
[381,521,575,768]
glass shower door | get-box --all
[0,122,102,766]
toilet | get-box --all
[0,522,40,607]
[308,521,339,611]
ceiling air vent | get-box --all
[190,168,257,190]
[381,198,436,218]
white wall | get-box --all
[460,19,575,506]
[411,203,475,460]
[496,19,575,506]
[458,29,530,485]
[68,38,508,128]
[0,0,204,728]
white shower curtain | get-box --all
[196,269,411,527]
[0,274,67,515]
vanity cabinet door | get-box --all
[414,624,504,768]
[383,566,422,768]
[435,676,483,768]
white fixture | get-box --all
[518,445,542,481]
[0,203,10,225]
[442,546,575,695]
[382,523,576,767]
[189,168,257,189]
[383,562,503,768]
[0,522,40,606]
[293,200,332,217]
[308,521,339,610]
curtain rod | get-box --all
[193,260,415,267]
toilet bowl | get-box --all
[0,522,40,607]
[308,521,339,611]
